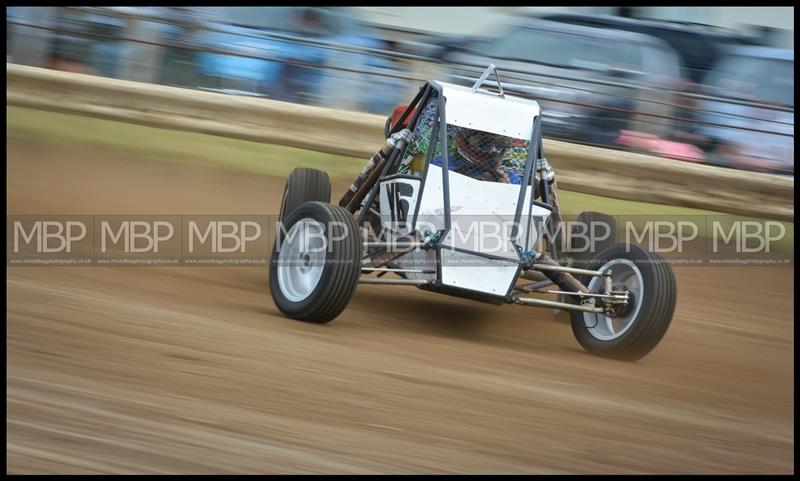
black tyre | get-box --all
[570,243,676,361]
[278,168,331,222]
[569,211,618,266]
[270,201,362,324]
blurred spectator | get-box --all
[316,8,398,112]
[700,79,756,169]
[85,9,127,77]
[160,7,210,88]
[195,9,289,96]
[667,80,712,150]
[583,94,635,146]
[582,58,640,146]
[195,7,332,100]
[45,7,93,74]
[363,40,409,115]
[111,7,170,83]
[277,8,330,104]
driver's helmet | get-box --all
[453,127,513,168]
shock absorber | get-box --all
[338,133,408,210]
[533,253,592,294]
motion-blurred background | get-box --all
[6,6,794,174]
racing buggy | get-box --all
[269,65,677,361]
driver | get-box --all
[433,127,520,184]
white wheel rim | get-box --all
[582,258,643,341]
[276,218,327,302]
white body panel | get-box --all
[438,81,541,139]
[383,165,551,294]
[415,165,551,255]
[439,249,519,297]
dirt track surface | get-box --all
[7,140,794,474]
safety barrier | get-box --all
[7,64,793,220]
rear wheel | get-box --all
[570,243,676,361]
[569,211,618,267]
[270,201,362,324]
[278,168,331,222]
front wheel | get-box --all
[269,201,362,324]
[570,243,677,361]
